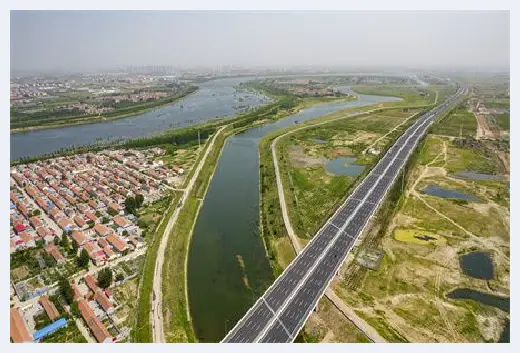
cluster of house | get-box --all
[54,103,115,115]
[72,274,118,343]
[10,272,121,343]
[10,148,184,266]
[11,294,69,343]
[268,79,340,97]
[100,91,168,104]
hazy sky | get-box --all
[11,11,509,72]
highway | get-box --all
[222,86,466,343]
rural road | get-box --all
[152,126,225,343]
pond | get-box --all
[422,184,479,202]
[310,138,328,144]
[453,171,507,181]
[459,251,494,280]
[446,288,509,313]
[325,157,365,176]
[446,288,510,342]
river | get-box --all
[10,77,269,160]
[187,90,402,342]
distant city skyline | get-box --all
[11,11,510,72]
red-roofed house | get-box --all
[10,307,32,343]
[74,215,87,228]
[77,299,112,343]
[94,224,112,237]
[45,244,66,265]
[113,215,129,228]
[39,295,60,321]
[83,274,99,293]
[94,290,114,314]
[106,233,127,253]
[71,231,86,246]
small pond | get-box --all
[459,251,494,280]
[311,138,328,144]
[325,157,365,176]
[453,171,507,181]
[422,184,479,202]
[446,288,509,313]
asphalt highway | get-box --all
[222,87,467,343]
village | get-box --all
[10,147,185,343]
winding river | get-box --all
[187,90,402,342]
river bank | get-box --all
[11,87,200,135]
[186,91,402,342]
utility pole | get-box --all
[198,130,201,148]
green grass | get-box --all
[491,113,510,131]
[132,192,181,343]
[40,320,88,343]
[352,85,436,107]
[277,110,420,239]
[355,311,408,342]
[432,105,477,138]
[192,127,230,199]
[162,196,200,342]
[445,141,497,174]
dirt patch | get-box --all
[11,266,29,281]
[325,147,354,159]
[288,145,326,168]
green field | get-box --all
[278,109,422,239]
[432,104,477,138]
[491,113,510,131]
[132,192,181,343]
[333,131,509,342]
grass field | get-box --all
[278,109,422,239]
[491,113,510,131]
[330,131,509,342]
[162,196,200,342]
[432,104,477,138]
[393,228,447,246]
[132,192,181,343]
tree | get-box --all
[70,301,80,317]
[35,238,45,248]
[77,248,90,269]
[71,238,79,255]
[95,210,102,218]
[58,277,74,305]
[115,273,125,282]
[97,268,113,289]
[54,236,61,246]
[135,194,144,208]
[43,253,56,268]
[107,208,118,217]
[102,216,110,224]
[32,209,41,216]
[125,196,136,215]
[61,232,70,253]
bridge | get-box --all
[222,86,467,343]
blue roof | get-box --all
[33,318,67,340]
